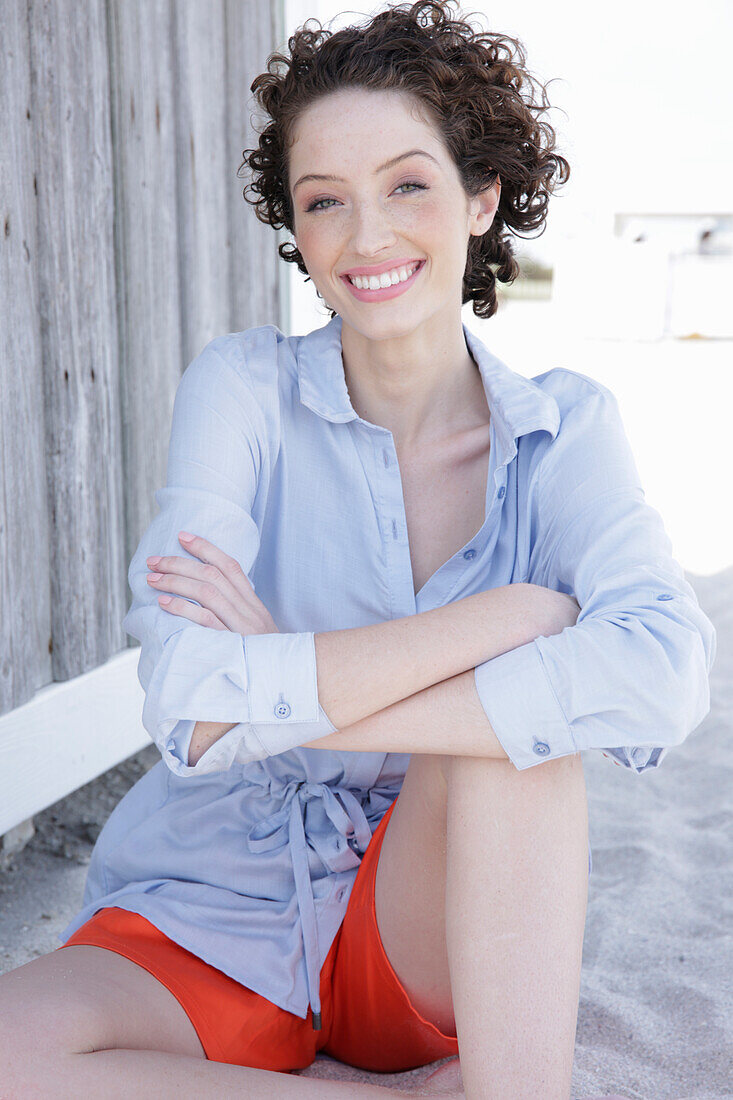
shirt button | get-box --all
[497,485,506,499]
[274,701,291,719]
[656,593,674,600]
[533,741,550,756]
[463,548,476,560]
[166,738,176,752]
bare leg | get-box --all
[8,1050,462,1098]
[373,742,588,1100]
[444,751,589,1099]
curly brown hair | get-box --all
[238,0,570,320]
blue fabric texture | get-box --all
[57,314,716,1025]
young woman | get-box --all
[0,2,715,1097]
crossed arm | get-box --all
[188,583,579,767]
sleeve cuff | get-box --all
[242,631,338,757]
[474,640,578,769]
[243,631,322,725]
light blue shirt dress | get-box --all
[57,314,717,1031]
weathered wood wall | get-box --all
[0,0,284,813]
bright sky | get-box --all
[280,1,733,576]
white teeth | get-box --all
[348,262,420,290]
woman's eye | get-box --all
[396,181,426,197]
[305,180,427,213]
[306,197,337,212]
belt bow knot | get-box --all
[245,779,372,1030]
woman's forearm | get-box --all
[309,584,580,756]
[189,720,238,766]
[307,665,509,757]
[313,582,544,732]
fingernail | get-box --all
[179,532,194,542]
[147,556,161,566]
[159,595,172,604]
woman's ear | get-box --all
[469,175,501,237]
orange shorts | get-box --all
[57,795,458,1073]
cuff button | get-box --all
[274,701,292,719]
[533,741,550,756]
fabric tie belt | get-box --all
[245,780,374,1029]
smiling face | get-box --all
[288,87,499,340]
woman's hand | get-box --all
[145,532,279,635]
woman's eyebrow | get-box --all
[292,149,439,192]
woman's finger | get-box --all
[147,548,251,619]
[148,569,245,632]
[156,594,228,630]
[147,533,279,635]
[148,535,255,618]
[176,532,255,600]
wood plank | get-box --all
[0,649,150,837]
[171,0,231,363]
[225,0,288,332]
[107,0,184,571]
[28,0,126,681]
[0,3,52,713]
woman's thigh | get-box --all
[0,943,206,1061]
[373,751,455,1036]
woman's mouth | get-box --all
[339,259,426,302]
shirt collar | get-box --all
[295,313,560,462]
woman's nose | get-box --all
[347,202,399,252]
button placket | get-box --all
[473,465,508,582]
[374,432,415,615]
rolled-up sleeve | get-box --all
[122,341,336,777]
[474,380,717,773]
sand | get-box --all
[1,566,730,1099]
